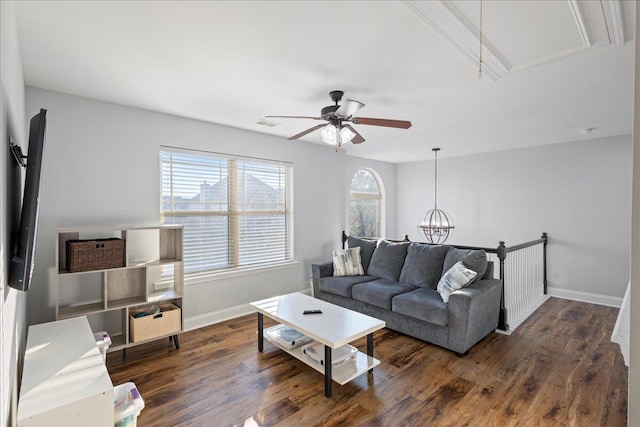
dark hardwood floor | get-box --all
[107,297,627,426]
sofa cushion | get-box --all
[367,240,410,281]
[347,236,377,273]
[437,261,478,303]
[319,275,377,298]
[332,247,364,277]
[442,248,487,285]
[392,288,449,326]
[398,243,450,289]
[352,279,417,310]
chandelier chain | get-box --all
[434,148,438,208]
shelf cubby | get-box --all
[59,302,106,319]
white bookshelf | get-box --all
[54,224,184,353]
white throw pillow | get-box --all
[437,261,478,303]
[333,247,365,277]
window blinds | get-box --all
[161,148,293,274]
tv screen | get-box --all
[9,109,47,291]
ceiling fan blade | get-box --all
[287,124,327,140]
[265,115,323,120]
[335,99,365,118]
[344,125,365,144]
[351,117,412,129]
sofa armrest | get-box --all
[447,278,502,354]
[311,262,334,298]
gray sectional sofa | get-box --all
[311,236,503,355]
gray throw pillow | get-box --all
[399,243,450,289]
[367,240,410,281]
[442,248,487,285]
[347,236,377,273]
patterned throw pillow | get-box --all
[442,248,487,285]
[332,247,365,277]
[437,261,477,303]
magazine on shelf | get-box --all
[264,324,313,350]
[301,342,358,367]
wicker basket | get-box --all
[66,238,126,272]
[130,303,182,342]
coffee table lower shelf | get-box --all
[263,329,380,385]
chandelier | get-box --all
[418,148,455,243]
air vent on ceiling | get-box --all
[256,119,279,127]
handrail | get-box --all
[505,236,546,253]
[343,231,546,255]
[341,231,549,332]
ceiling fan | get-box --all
[266,90,412,150]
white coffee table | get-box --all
[250,292,385,397]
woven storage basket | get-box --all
[130,303,181,342]
[66,238,126,272]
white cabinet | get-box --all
[18,317,113,426]
[55,225,184,352]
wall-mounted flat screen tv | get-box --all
[9,109,47,291]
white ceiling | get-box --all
[13,0,636,163]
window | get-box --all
[349,169,382,238]
[161,148,293,275]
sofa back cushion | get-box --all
[483,261,494,279]
[398,243,450,289]
[367,240,409,281]
[442,248,487,285]
[347,236,377,273]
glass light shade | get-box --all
[418,208,455,244]
[340,126,356,144]
[320,125,337,145]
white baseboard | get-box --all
[547,287,622,308]
[184,304,254,331]
[183,288,312,331]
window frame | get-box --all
[349,168,384,239]
[160,146,294,277]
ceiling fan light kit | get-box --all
[320,125,356,146]
[266,90,412,151]
[418,148,455,244]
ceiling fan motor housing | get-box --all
[321,105,340,120]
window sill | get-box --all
[184,260,300,285]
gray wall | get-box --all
[1,2,28,426]
[24,87,397,328]
[397,137,632,302]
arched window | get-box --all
[349,169,383,238]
